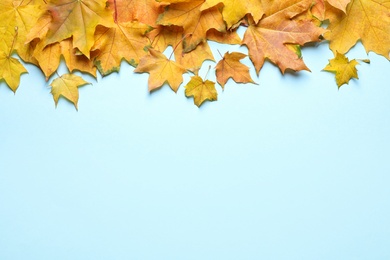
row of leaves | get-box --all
[0,0,389,108]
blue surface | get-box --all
[1,40,390,259]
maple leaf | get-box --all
[134,48,187,92]
[50,73,90,110]
[43,0,113,58]
[215,52,255,88]
[92,22,152,75]
[157,0,225,52]
[242,0,325,74]
[325,0,390,59]
[185,75,217,107]
[323,52,361,87]
[201,0,264,29]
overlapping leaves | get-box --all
[0,0,389,108]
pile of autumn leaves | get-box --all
[0,0,389,108]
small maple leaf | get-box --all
[185,75,217,107]
[134,48,187,92]
[215,52,255,88]
[325,0,390,59]
[201,0,264,29]
[50,74,90,110]
[323,52,361,87]
[43,0,113,58]
[0,50,27,92]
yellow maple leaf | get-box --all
[325,0,390,59]
[134,48,187,92]
[185,75,217,107]
[201,0,264,29]
[0,50,27,92]
[323,52,360,87]
[43,0,113,58]
[50,74,90,110]
[215,52,255,88]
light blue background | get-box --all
[1,39,390,259]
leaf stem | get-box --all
[217,49,224,59]
[113,0,118,23]
[204,65,211,80]
[8,27,18,58]
[169,33,190,60]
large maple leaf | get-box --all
[134,48,187,92]
[242,0,325,74]
[92,22,152,75]
[325,0,390,59]
[43,0,113,58]
[157,0,225,52]
[201,0,264,29]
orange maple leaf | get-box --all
[185,75,217,107]
[215,52,255,88]
[242,0,325,74]
[134,48,187,92]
